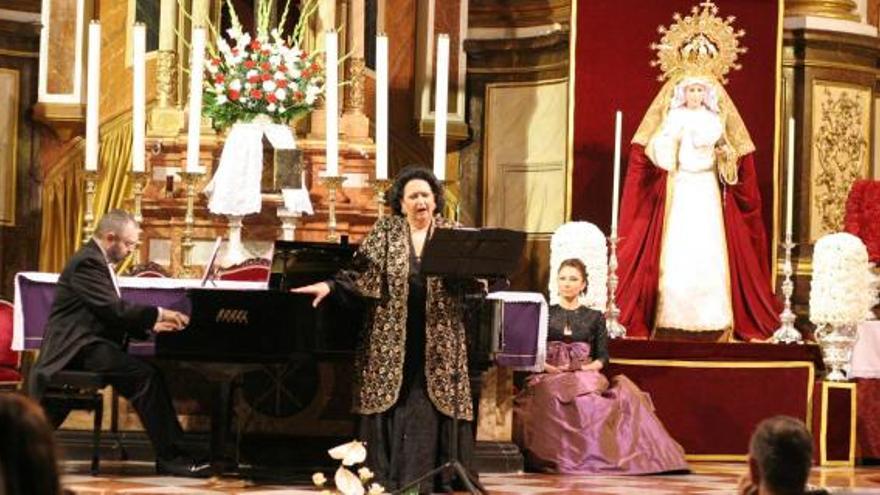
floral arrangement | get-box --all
[844,180,880,264]
[203,0,325,130]
[312,440,386,495]
[810,232,878,326]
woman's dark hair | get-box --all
[388,165,446,217]
[558,258,589,287]
[0,394,63,495]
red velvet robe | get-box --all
[615,144,781,341]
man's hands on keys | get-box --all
[290,282,331,308]
[153,308,190,333]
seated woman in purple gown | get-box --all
[514,258,689,474]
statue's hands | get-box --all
[290,282,331,308]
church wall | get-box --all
[0,13,41,300]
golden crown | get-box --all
[650,0,747,84]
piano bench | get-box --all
[43,370,128,474]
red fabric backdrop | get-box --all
[571,0,780,243]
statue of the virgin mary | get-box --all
[615,1,781,341]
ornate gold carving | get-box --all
[651,0,747,84]
[346,57,366,112]
[785,0,859,22]
[811,85,869,239]
[156,50,178,108]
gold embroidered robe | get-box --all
[334,215,473,420]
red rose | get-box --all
[260,62,271,71]
[244,60,256,69]
[261,72,272,81]
[277,79,288,88]
[229,90,240,101]
[248,74,260,83]
[293,90,303,100]
[214,73,225,83]
[267,93,278,104]
[278,64,288,73]
[232,48,239,56]
[250,40,261,51]
[302,69,311,78]
[250,89,263,99]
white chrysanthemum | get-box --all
[274,70,286,80]
[267,103,277,112]
[213,83,225,93]
[269,54,281,66]
[274,88,287,101]
[207,63,218,74]
[215,94,228,105]
[549,221,608,311]
[246,69,259,80]
[229,79,241,91]
[810,232,875,326]
[277,105,286,113]
[262,79,277,92]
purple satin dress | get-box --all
[513,305,688,474]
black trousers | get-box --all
[46,341,184,459]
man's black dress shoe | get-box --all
[155,456,213,478]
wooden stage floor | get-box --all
[59,461,880,494]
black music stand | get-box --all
[395,227,525,495]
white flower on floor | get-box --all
[367,482,386,495]
[315,439,384,495]
[334,466,365,495]
[328,440,367,466]
[312,472,327,487]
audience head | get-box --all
[0,394,63,495]
[93,209,139,264]
[748,415,813,495]
[557,258,588,301]
[388,166,445,223]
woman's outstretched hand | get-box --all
[290,282,331,308]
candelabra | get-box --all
[178,172,200,278]
[130,171,147,265]
[606,230,627,339]
[81,170,100,245]
[321,175,347,242]
[771,232,803,344]
[369,178,393,218]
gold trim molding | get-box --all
[785,0,859,21]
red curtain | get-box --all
[571,0,780,242]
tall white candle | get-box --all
[186,27,205,173]
[132,23,146,172]
[432,34,449,182]
[786,117,795,236]
[85,21,101,172]
[324,30,339,176]
[611,110,622,234]
[375,35,389,181]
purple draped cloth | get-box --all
[514,341,688,474]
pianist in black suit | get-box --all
[28,209,211,478]
[293,166,481,493]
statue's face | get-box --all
[685,83,706,109]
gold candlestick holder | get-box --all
[772,232,802,344]
[321,175,347,242]
[369,178,393,218]
[130,171,147,265]
[178,172,201,278]
[606,229,627,339]
[82,170,100,245]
